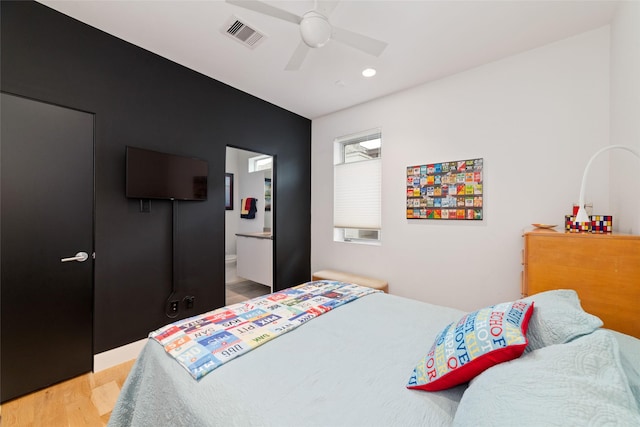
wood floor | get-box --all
[225,279,271,305]
[0,359,135,427]
[0,282,269,426]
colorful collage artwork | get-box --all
[406,158,483,220]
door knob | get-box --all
[61,252,89,263]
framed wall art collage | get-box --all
[406,158,483,220]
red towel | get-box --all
[241,198,258,219]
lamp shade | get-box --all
[575,145,640,225]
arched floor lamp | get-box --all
[574,145,640,229]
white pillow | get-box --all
[453,330,640,426]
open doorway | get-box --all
[225,146,273,305]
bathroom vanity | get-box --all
[236,232,273,290]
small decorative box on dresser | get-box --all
[522,230,640,338]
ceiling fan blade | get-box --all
[316,0,340,16]
[285,41,311,71]
[331,26,388,57]
[226,0,301,25]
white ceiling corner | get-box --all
[37,0,619,119]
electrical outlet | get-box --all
[169,300,179,313]
[184,296,195,309]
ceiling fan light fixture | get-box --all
[300,11,331,48]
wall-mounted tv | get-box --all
[126,146,208,201]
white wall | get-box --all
[610,1,640,234]
[264,169,272,230]
[226,147,271,244]
[311,27,612,312]
[237,150,269,234]
[225,147,240,255]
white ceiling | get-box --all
[37,0,619,119]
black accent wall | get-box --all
[1,1,311,353]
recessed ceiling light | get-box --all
[362,68,377,77]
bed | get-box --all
[108,270,640,426]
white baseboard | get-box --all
[93,338,147,372]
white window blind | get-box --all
[334,157,381,229]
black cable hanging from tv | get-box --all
[165,199,179,318]
[173,200,178,296]
[124,146,208,318]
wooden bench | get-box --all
[311,269,389,293]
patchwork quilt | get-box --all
[150,280,380,379]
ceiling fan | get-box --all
[226,0,388,70]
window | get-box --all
[334,129,381,243]
[248,155,272,172]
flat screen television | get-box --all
[126,146,208,201]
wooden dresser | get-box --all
[522,230,640,338]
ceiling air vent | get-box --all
[223,16,266,49]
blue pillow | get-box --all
[453,330,640,426]
[520,289,602,352]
